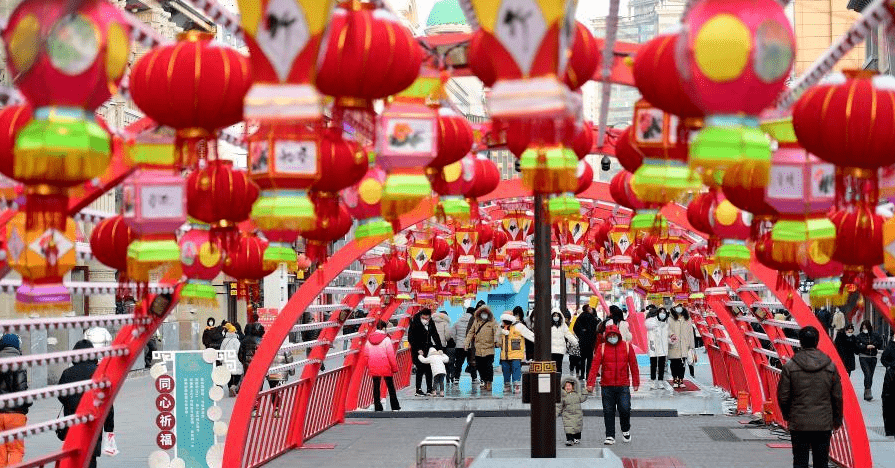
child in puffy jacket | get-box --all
[364,321,400,411]
[557,376,587,446]
[419,347,450,396]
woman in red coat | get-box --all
[364,320,401,411]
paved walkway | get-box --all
[13,350,895,467]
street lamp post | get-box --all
[530,194,556,458]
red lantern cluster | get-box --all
[187,160,259,248]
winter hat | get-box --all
[73,339,94,351]
[0,334,19,350]
[224,323,236,333]
[500,313,515,323]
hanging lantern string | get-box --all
[596,0,621,147]
[775,0,892,109]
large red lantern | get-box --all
[563,22,600,92]
[633,34,703,121]
[224,233,274,303]
[430,108,474,170]
[572,123,594,161]
[0,104,33,183]
[302,196,353,263]
[90,216,135,293]
[187,160,260,249]
[465,155,500,219]
[129,31,251,168]
[614,128,644,174]
[430,155,475,221]
[575,161,594,195]
[610,171,649,211]
[310,128,368,194]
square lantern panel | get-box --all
[633,100,679,149]
[767,149,835,215]
[376,101,438,169]
[248,125,321,186]
[122,168,186,234]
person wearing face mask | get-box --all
[586,325,640,445]
[603,306,632,343]
[408,308,443,396]
[644,306,669,390]
[667,305,695,388]
[550,308,579,374]
[834,324,856,376]
[573,305,601,381]
[452,307,478,383]
[856,320,884,401]
[498,313,535,393]
[464,306,499,391]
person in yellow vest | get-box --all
[499,313,535,394]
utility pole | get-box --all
[559,268,567,316]
[530,194,555,458]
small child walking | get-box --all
[557,376,587,445]
[419,347,450,396]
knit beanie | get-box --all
[0,334,19,350]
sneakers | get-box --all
[415,389,426,396]
[573,439,580,445]
[565,440,573,446]
[604,437,615,445]
[622,432,631,443]
[865,388,873,401]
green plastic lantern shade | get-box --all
[809,278,847,307]
[547,193,580,220]
[355,219,394,240]
[263,243,297,271]
[14,115,110,184]
[127,239,181,282]
[631,160,702,205]
[252,190,316,233]
[689,117,771,187]
[381,172,432,222]
[520,146,578,194]
[630,211,668,236]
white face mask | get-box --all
[846,331,854,336]
[659,313,667,320]
[553,317,561,324]
[421,319,430,325]
[607,336,620,345]
[862,328,868,334]
[480,314,488,320]
[674,306,683,313]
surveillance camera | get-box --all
[601,156,611,172]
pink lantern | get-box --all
[766,148,835,215]
[121,168,186,284]
[179,224,223,310]
[343,164,391,240]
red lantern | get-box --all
[315,2,421,108]
[129,31,251,168]
[831,206,884,289]
[187,160,260,248]
[614,128,644,173]
[572,123,594,161]
[564,22,600,92]
[90,215,135,279]
[343,164,391,240]
[465,155,500,219]
[721,161,778,221]
[310,128,368,194]
[430,155,475,221]
[575,160,594,195]
[382,252,411,283]
[610,171,649,211]
[686,190,716,238]
[431,237,451,263]
[224,233,274,302]
[430,108,474,170]
[632,34,702,121]
[179,225,224,310]
[0,104,33,182]
[302,196,352,263]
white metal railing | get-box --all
[0,346,129,372]
[0,380,110,410]
[0,315,150,332]
[0,413,94,443]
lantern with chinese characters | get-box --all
[122,168,186,286]
[237,0,335,122]
[3,0,131,230]
[187,160,259,251]
[224,232,274,304]
[454,225,479,276]
[302,196,353,263]
[557,218,589,275]
[792,70,895,289]
[409,237,435,283]
[179,224,224,311]
[430,155,475,221]
[5,213,76,314]
[90,215,135,295]
[344,163,392,240]
[678,0,794,188]
[761,114,839,290]
[129,31,250,168]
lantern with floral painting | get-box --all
[179,224,224,311]
[237,0,335,123]
[678,0,794,189]
[121,168,186,286]
[5,213,77,314]
[130,31,250,169]
[2,0,131,230]
[224,232,274,305]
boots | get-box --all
[865,388,873,401]
[484,382,492,391]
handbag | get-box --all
[687,348,697,365]
[102,431,119,456]
[55,408,67,441]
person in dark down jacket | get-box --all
[557,375,587,446]
[834,324,856,376]
[777,326,843,468]
[238,323,265,382]
[408,308,443,396]
[586,325,640,446]
[451,307,477,383]
[0,334,29,466]
[883,359,895,441]
[365,321,401,411]
[58,340,114,468]
[573,305,600,380]
[856,319,884,401]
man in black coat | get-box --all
[58,340,114,468]
[238,323,265,378]
[777,327,843,468]
[407,308,443,395]
[573,305,600,380]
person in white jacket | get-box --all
[644,306,669,389]
[550,308,578,375]
[418,347,450,396]
[604,305,633,342]
[220,323,243,396]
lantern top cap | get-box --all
[339,0,376,11]
[177,30,215,42]
[841,69,877,80]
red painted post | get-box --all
[749,259,872,468]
